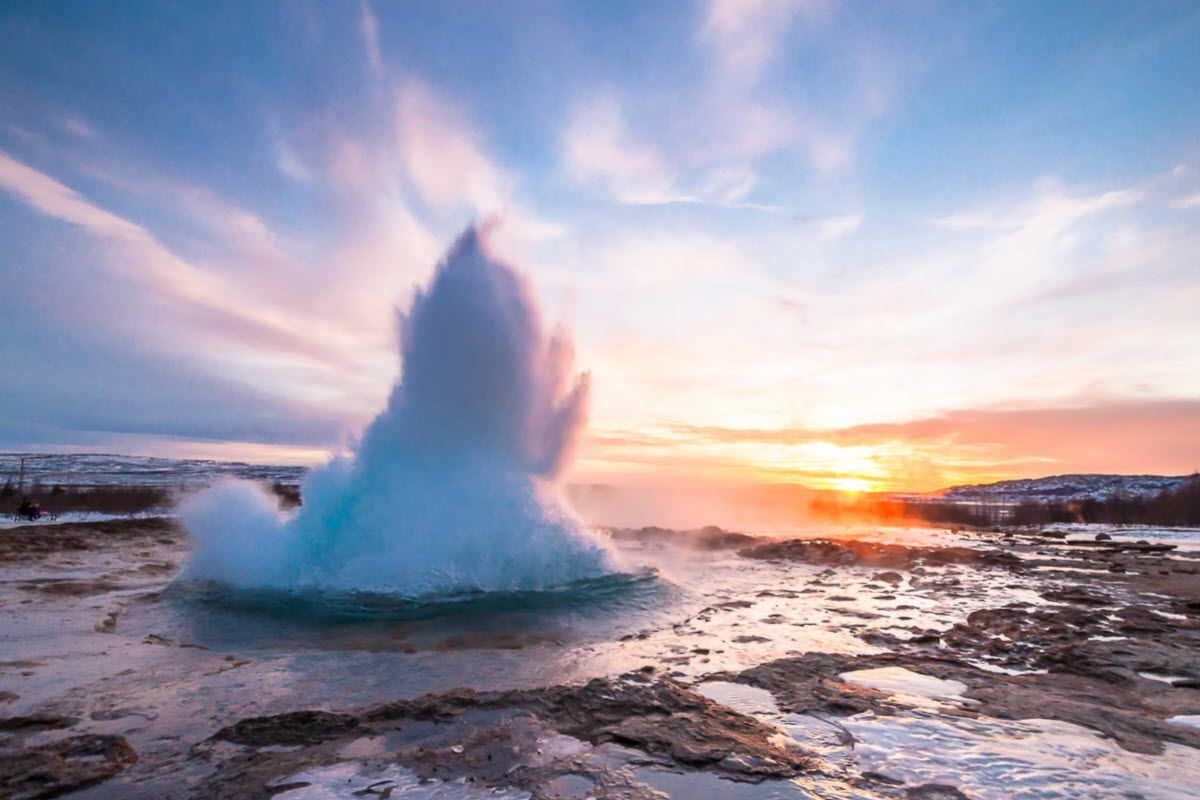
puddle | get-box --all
[521,733,588,768]
[838,666,968,709]
[272,762,531,799]
[845,712,1200,800]
[542,773,593,799]
[697,681,781,715]
[631,767,819,799]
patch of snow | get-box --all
[1139,672,1189,684]
[1168,715,1200,730]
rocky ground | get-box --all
[1,519,1198,798]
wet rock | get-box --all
[1041,588,1109,606]
[1111,542,1176,553]
[859,631,902,647]
[1116,605,1178,634]
[212,710,361,746]
[21,579,124,597]
[522,677,819,780]
[205,656,252,676]
[1046,637,1200,685]
[94,610,119,634]
[738,538,1022,571]
[0,734,137,799]
[712,600,754,610]
[608,526,757,550]
[90,708,155,722]
[0,714,78,732]
[600,711,808,779]
[734,645,1200,756]
[962,668,1200,754]
[874,571,904,584]
[435,630,561,651]
[907,784,970,799]
[861,770,904,785]
[735,653,901,716]
[1095,532,1112,541]
[206,676,819,793]
[936,604,1108,666]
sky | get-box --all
[1,0,1198,493]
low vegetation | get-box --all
[1,481,303,516]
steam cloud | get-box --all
[180,225,615,597]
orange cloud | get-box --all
[577,399,1200,493]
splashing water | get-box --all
[180,225,617,598]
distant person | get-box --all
[16,496,41,521]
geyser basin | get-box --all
[180,225,617,599]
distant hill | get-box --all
[937,473,1197,503]
[0,453,308,489]
[3,454,1197,509]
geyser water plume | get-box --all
[181,224,616,597]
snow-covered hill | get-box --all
[938,473,1195,503]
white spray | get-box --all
[180,224,616,597]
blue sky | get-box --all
[1,1,1198,489]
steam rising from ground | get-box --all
[181,225,615,597]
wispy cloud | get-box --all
[555,0,922,212]
[0,151,144,240]
[0,150,366,396]
[360,0,383,80]
[701,0,832,87]
[561,94,684,205]
[587,229,757,289]
[1176,192,1200,209]
[929,184,1141,233]
[695,0,901,175]
[273,133,311,181]
[396,79,507,214]
[59,117,98,139]
[815,213,862,239]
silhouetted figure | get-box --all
[16,496,41,521]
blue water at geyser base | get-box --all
[177,224,631,611]
[156,569,670,658]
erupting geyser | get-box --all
[180,224,616,597]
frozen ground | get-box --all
[0,518,1197,798]
[0,511,168,530]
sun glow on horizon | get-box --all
[830,476,876,494]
